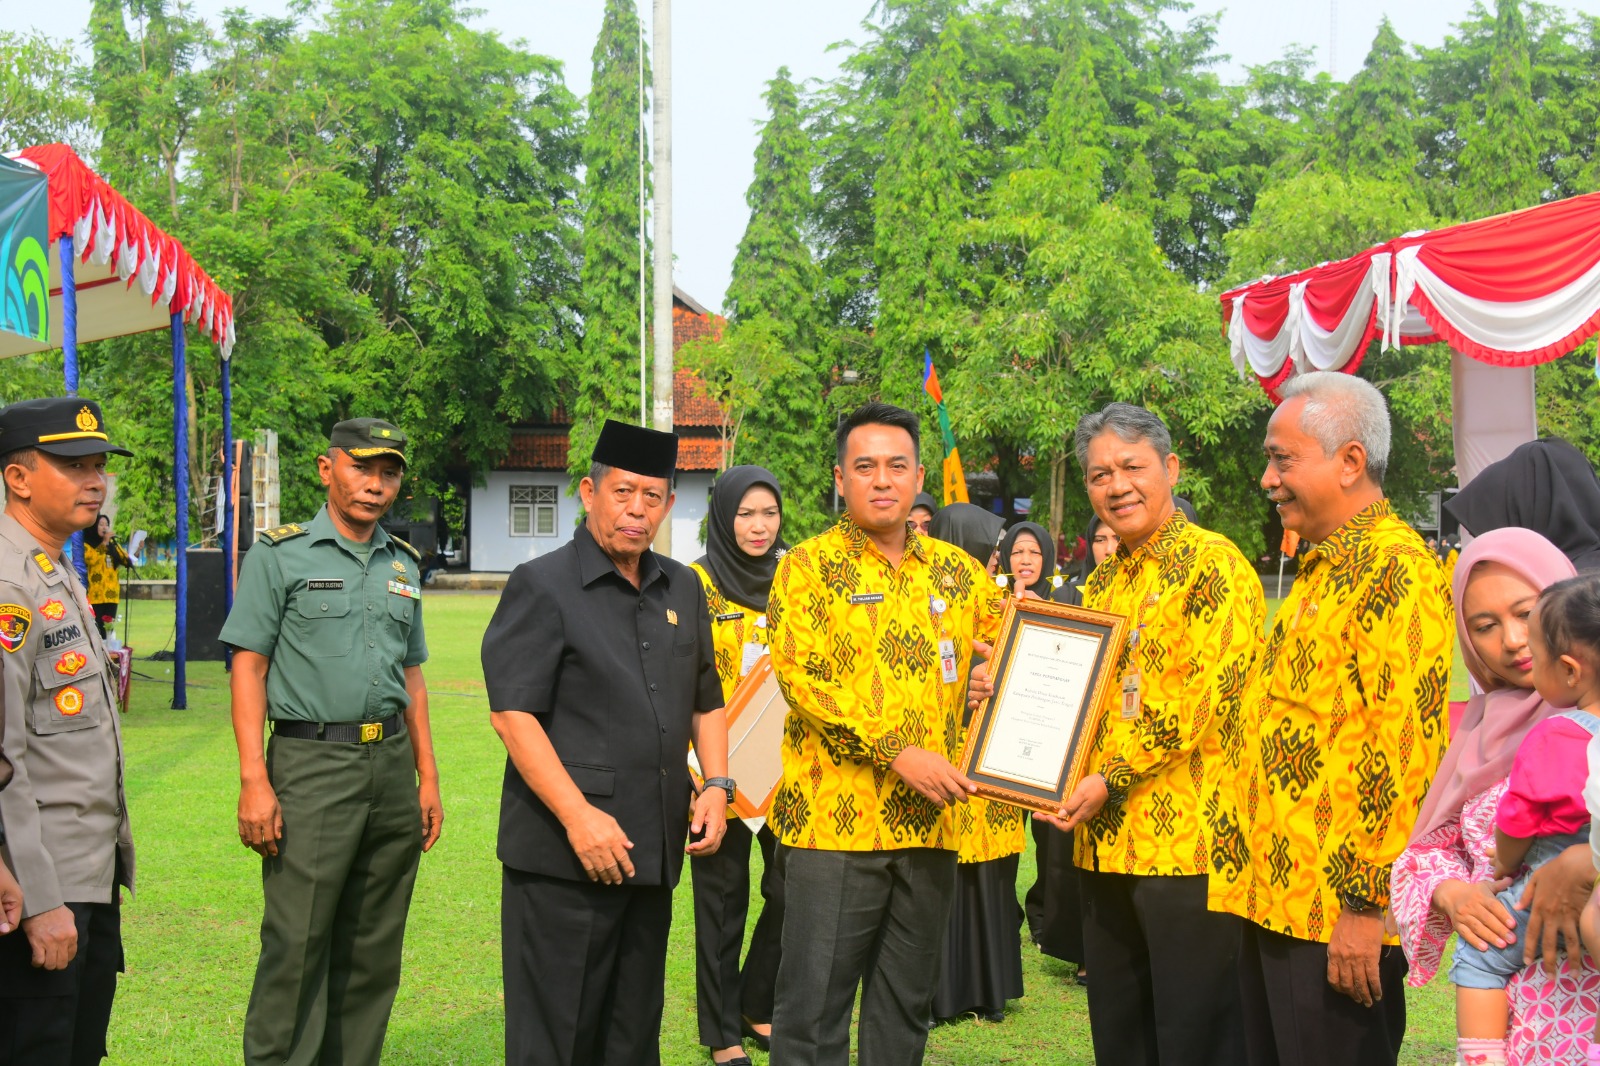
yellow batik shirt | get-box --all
[84,543,122,605]
[1074,511,1266,876]
[1209,500,1452,944]
[690,562,771,702]
[767,516,1005,852]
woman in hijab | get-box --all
[998,521,1072,603]
[910,491,940,537]
[1445,438,1600,571]
[690,466,788,1065]
[1390,528,1598,1063]
[927,504,1029,1024]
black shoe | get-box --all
[711,1057,753,1066]
[1074,967,1089,987]
[740,1016,772,1053]
[982,1010,1006,1023]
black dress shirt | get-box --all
[483,523,723,887]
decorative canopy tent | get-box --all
[1219,191,1600,486]
[0,143,240,710]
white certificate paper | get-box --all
[977,622,1100,790]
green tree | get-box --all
[1328,18,1423,181]
[677,315,801,470]
[723,68,831,536]
[569,0,650,486]
[1456,0,1543,216]
[872,24,969,414]
[0,31,92,149]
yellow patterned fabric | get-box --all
[690,562,770,702]
[1073,510,1266,876]
[767,516,1005,852]
[953,794,1027,864]
[1209,500,1452,943]
[84,542,124,605]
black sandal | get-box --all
[740,1015,772,1052]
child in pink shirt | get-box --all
[1452,586,1598,1066]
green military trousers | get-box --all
[243,729,422,1066]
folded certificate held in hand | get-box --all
[958,598,1128,814]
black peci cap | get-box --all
[592,419,677,480]
[0,397,133,458]
[330,417,407,466]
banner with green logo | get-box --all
[0,155,50,345]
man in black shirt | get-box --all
[483,420,730,1066]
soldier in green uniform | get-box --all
[220,418,442,1066]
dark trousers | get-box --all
[502,867,674,1066]
[770,845,957,1066]
[692,820,785,1047]
[1239,920,1408,1066]
[1080,870,1244,1066]
[0,900,122,1066]
[243,731,423,1066]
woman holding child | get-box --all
[1391,528,1599,1065]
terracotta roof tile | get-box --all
[495,429,727,472]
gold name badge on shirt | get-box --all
[666,609,679,626]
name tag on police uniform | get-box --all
[308,579,344,590]
[387,580,421,600]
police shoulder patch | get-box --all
[258,523,309,546]
[0,604,29,653]
[389,535,422,563]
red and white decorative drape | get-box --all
[1221,191,1600,398]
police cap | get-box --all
[0,397,133,458]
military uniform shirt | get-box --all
[765,517,1005,853]
[220,506,427,722]
[0,513,132,917]
[1209,500,1452,943]
[1073,511,1265,877]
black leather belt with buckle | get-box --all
[272,713,405,744]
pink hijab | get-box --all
[1409,527,1577,843]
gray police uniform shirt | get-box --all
[0,513,133,917]
[221,507,427,722]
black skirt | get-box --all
[932,853,1025,1019]
[1035,828,1086,964]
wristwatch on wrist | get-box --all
[1340,890,1381,914]
[703,776,737,804]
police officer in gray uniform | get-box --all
[0,397,135,1065]
[221,417,441,1066]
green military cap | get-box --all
[330,417,407,465]
[0,397,134,458]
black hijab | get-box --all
[1444,438,1600,572]
[1000,521,1062,600]
[928,503,1005,567]
[911,492,939,520]
[1080,514,1105,585]
[697,465,788,612]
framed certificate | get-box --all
[720,655,788,819]
[956,597,1128,814]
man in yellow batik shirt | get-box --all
[766,403,1003,1066]
[1211,373,1451,1066]
[1037,403,1265,1066]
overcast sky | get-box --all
[18,0,1600,312]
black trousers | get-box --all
[502,867,674,1066]
[0,900,123,1066]
[1080,870,1244,1066]
[691,820,785,1047]
[770,846,957,1066]
[1239,920,1408,1066]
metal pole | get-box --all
[638,16,648,427]
[60,236,88,585]
[221,354,234,671]
[651,0,674,554]
[171,313,188,709]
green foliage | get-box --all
[569,0,650,486]
[676,315,801,471]
[1456,0,1544,216]
[0,30,93,148]
[724,68,832,538]
[1328,18,1423,181]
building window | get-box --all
[510,485,558,537]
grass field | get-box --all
[98,592,1466,1064]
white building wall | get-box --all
[470,469,715,571]
[469,471,581,572]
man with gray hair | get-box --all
[1209,372,1452,1066]
[990,400,1267,1064]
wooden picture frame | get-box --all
[956,596,1128,814]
